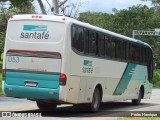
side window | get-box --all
[115,39,122,59]
[128,43,133,62]
[140,46,144,64]
[84,28,89,54]
[147,49,153,82]
[72,25,77,45]
[136,46,140,63]
[122,40,127,61]
[144,48,147,64]
[98,33,105,57]
[105,35,111,58]
[133,44,140,63]
[89,30,96,55]
[111,37,116,58]
[150,50,153,81]
[72,25,84,52]
[141,47,147,64]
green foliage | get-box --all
[0,15,9,54]
[0,63,2,94]
[1,53,3,60]
[1,0,35,14]
[79,12,114,31]
[0,80,2,94]
[113,5,154,37]
[153,70,160,88]
[9,0,35,14]
[141,0,160,6]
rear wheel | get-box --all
[132,89,142,105]
[89,88,101,112]
[36,101,57,110]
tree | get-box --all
[112,5,155,37]
[141,0,160,5]
[79,11,114,30]
[0,14,7,53]
[52,0,67,14]
[141,0,160,11]
[37,0,46,14]
[35,0,67,14]
[0,0,35,14]
[0,0,35,54]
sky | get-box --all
[79,0,152,13]
[34,0,152,14]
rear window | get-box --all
[7,20,65,43]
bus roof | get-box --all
[10,14,152,49]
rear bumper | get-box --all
[4,83,59,100]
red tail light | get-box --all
[60,73,67,86]
[32,15,42,19]
[10,16,13,19]
[2,69,6,81]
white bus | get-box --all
[2,15,153,112]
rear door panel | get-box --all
[5,51,61,89]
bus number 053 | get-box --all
[8,56,20,63]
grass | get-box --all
[118,117,160,120]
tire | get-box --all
[36,101,57,110]
[132,89,142,105]
[89,88,101,112]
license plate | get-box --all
[26,82,37,87]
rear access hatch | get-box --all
[5,50,61,89]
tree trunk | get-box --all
[37,0,47,14]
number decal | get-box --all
[8,56,20,63]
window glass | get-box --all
[122,41,127,60]
[132,44,140,62]
[98,33,105,57]
[89,31,96,55]
[105,35,111,58]
[128,43,133,61]
[72,25,84,52]
[111,38,116,58]
[115,39,122,59]
[84,28,89,54]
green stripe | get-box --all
[113,64,136,95]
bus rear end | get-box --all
[2,15,67,103]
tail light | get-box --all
[2,69,6,81]
[60,73,67,86]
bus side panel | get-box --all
[126,64,152,99]
[58,22,72,102]
[78,77,88,103]
[66,76,81,103]
[103,78,120,101]
[66,76,106,104]
[115,64,152,100]
[69,51,127,103]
